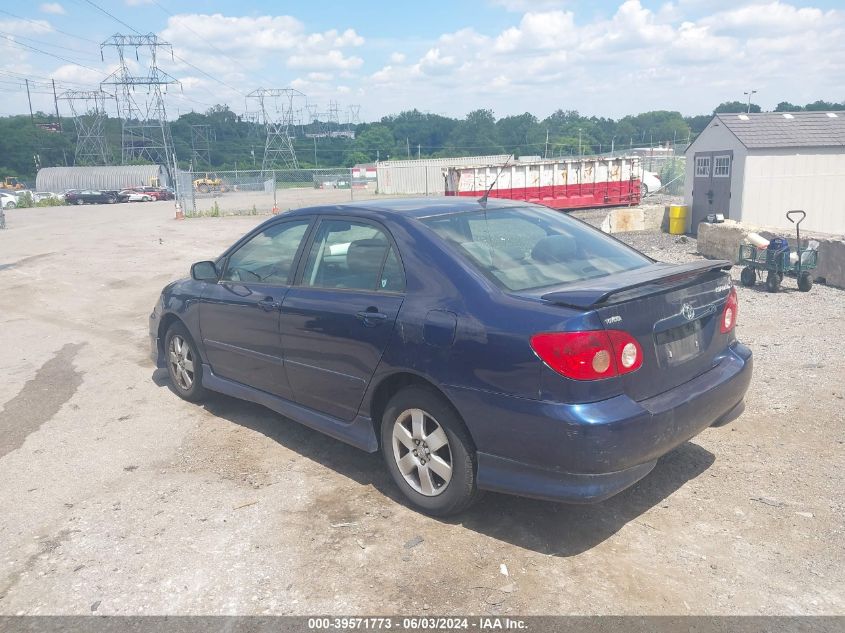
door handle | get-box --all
[257,297,281,311]
[356,309,388,326]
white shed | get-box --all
[684,111,845,235]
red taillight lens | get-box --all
[607,330,643,374]
[530,330,643,381]
[720,286,738,333]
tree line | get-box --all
[1,99,842,182]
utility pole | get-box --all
[578,128,582,158]
[25,79,34,125]
[51,79,62,132]
[406,137,410,158]
[313,137,317,168]
[544,129,549,159]
[744,89,757,113]
[418,144,421,159]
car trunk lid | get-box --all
[541,260,734,401]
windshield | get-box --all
[421,206,651,291]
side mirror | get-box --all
[191,260,219,282]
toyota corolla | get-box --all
[150,198,752,516]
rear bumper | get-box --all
[447,343,752,503]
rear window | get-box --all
[421,206,651,291]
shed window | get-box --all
[695,157,710,177]
[714,155,731,178]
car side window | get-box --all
[221,219,310,284]
[301,219,405,292]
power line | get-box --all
[0,30,102,60]
[0,34,101,72]
[0,8,100,44]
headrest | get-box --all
[346,239,388,274]
[532,234,577,264]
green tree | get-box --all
[714,101,761,113]
[774,102,803,112]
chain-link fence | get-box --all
[173,166,453,217]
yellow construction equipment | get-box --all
[0,177,25,191]
[193,173,225,194]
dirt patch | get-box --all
[0,343,84,459]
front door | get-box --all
[280,217,406,421]
[199,218,312,398]
[691,151,733,233]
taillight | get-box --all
[720,286,738,333]
[530,330,643,381]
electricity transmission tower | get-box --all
[58,90,114,166]
[247,88,305,170]
[190,124,213,167]
[100,34,180,180]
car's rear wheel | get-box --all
[381,386,479,516]
[165,323,207,402]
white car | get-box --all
[34,191,61,202]
[120,190,154,202]
[641,170,662,196]
[0,192,17,209]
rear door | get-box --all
[593,270,733,401]
[280,217,406,421]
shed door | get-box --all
[691,151,733,233]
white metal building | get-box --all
[684,112,845,235]
[36,165,169,193]
[376,155,511,195]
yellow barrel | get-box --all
[668,204,688,235]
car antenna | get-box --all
[479,155,513,208]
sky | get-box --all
[1,0,843,122]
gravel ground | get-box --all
[0,202,843,616]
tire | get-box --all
[798,271,813,292]
[640,183,647,198]
[6,202,15,209]
[740,266,756,287]
[164,322,208,403]
[76,199,84,205]
[198,184,210,194]
[765,270,781,293]
[380,386,480,516]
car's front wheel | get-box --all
[165,323,207,402]
[381,386,479,516]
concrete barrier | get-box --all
[697,220,845,289]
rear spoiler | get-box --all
[540,260,733,309]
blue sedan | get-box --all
[150,198,752,516]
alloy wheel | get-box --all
[168,334,195,391]
[391,408,453,496]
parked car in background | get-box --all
[150,198,752,516]
[119,189,154,202]
[64,190,117,205]
[0,191,18,209]
[641,170,662,196]
[154,187,175,200]
[34,192,62,203]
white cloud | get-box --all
[288,50,363,70]
[390,52,406,63]
[359,0,844,118]
[39,3,65,14]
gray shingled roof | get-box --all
[714,111,845,149]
